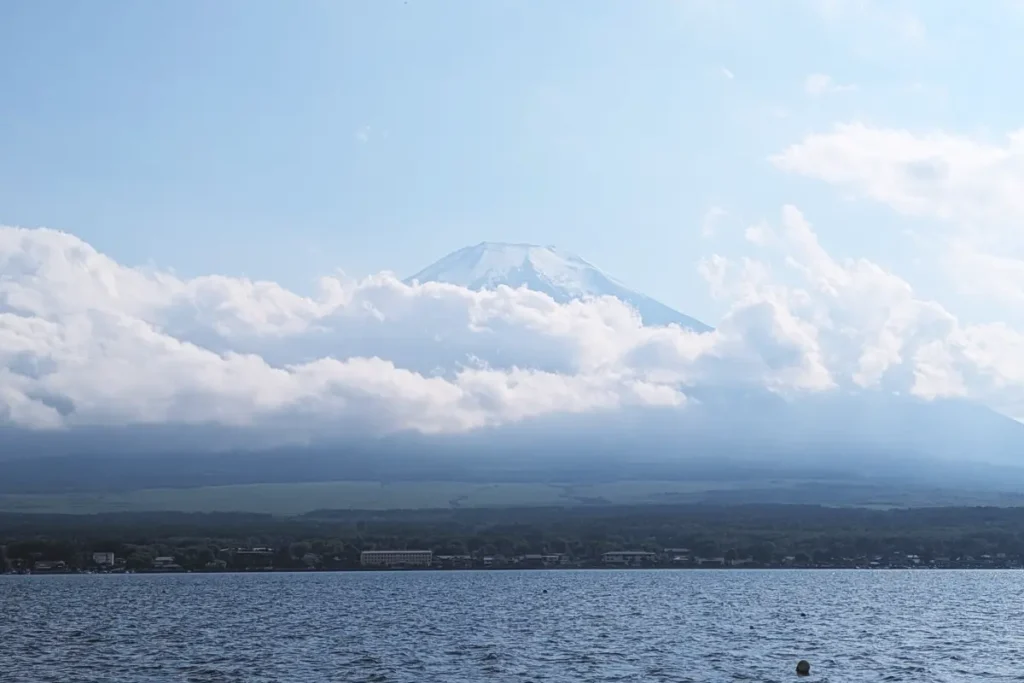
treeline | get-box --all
[5,504,1024,570]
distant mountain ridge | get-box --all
[4,392,1024,499]
[405,242,712,332]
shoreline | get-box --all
[6,564,1022,576]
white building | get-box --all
[360,550,433,567]
[92,552,115,566]
[602,551,657,566]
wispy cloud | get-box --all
[804,73,857,96]
[701,206,728,237]
[809,0,926,51]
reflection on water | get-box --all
[3,569,1023,682]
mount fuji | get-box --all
[405,242,711,332]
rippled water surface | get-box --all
[4,570,1024,682]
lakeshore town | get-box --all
[4,546,1024,574]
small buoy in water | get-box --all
[796,660,810,676]
[542,589,548,594]
[800,612,806,617]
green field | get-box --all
[0,479,810,515]
[1,478,1020,515]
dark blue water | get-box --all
[3,569,1023,682]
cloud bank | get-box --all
[6,202,1024,444]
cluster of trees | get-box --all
[5,504,1024,570]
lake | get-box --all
[2,569,1022,682]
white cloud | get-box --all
[700,206,728,237]
[8,208,1024,442]
[744,222,771,246]
[804,73,857,96]
[772,123,1024,229]
[771,122,1024,306]
[0,226,710,439]
[809,0,926,47]
[944,244,1024,307]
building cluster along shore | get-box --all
[5,545,1022,574]
[6,504,1023,574]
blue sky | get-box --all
[2,0,1023,325]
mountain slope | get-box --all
[4,393,1024,497]
[406,242,712,332]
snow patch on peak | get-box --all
[406,243,712,332]
[407,242,622,298]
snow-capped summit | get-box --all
[405,242,711,331]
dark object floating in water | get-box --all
[796,660,811,676]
